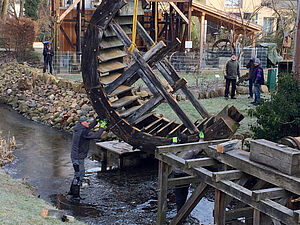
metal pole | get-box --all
[293,0,300,85]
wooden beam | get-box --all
[156,153,298,225]
[214,189,225,225]
[127,95,163,124]
[187,0,192,40]
[199,13,205,71]
[253,209,262,225]
[157,160,169,225]
[105,41,166,95]
[58,0,81,23]
[212,170,243,182]
[252,187,287,202]
[59,25,75,49]
[185,157,217,169]
[156,139,228,155]
[170,182,209,225]
[136,21,210,119]
[225,207,253,222]
[169,2,189,24]
[207,145,300,196]
[109,20,198,133]
[168,176,197,187]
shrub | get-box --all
[248,73,300,141]
[2,17,37,61]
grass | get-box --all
[0,169,86,225]
[155,93,270,137]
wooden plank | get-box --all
[100,37,124,49]
[95,140,140,155]
[169,2,189,24]
[250,139,300,175]
[185,157,217,169]
[58,0,81,23]
[252,187,287,202]
[127,95,163,124]
[212,170,243,182]
[144,117,164,132]
[217,140,241,153]
[214,189,225,225]
[97,60,127,73]
[104,25,131,37]
[156,139,228,155]
[109,20,198,133]
[100,73,121,85]
[155,120,176,136]
[168,176,198,187]
[253,209,262,225]
[170,182,209,225]
[207,145,300,196]
[225,207,253,221]
[98,48,127,62]
[119,105,141,118]
[132,112,155,125]
[108,85,133,97]
[157,160,169,225]
[156,153,298,225]
[111,95,139,108]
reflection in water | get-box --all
[1,105,214,224]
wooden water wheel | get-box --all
[82,0,244,152]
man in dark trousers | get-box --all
[246,57,255,99]
[251,58,264,105]
[225,53,240,99]
[43,42,54,74]
[68,116,107,199]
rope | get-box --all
[150,0,158,49]
[128,0,139,54]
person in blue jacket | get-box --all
[68,116,107,199]
[43,42,54,74]
[251,58,264,105]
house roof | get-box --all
[192,1,262,34]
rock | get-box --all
[261,85,269,93]
[49,94,55,101]
[66,117,74,124]
[6,89,12,95]
[28,103,37,108]
[236,86,249,94]
[217,87,225,97]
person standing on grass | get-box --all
[225,53,240,99]
[246,57,255,99]
[68,116,107,199]
[43,42,54,74]
[251,58,264,106]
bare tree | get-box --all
[0,0,9,21]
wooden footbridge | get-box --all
[156,139,300,225]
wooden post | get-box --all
[101,148,107,171]
[187,0,192,41]
[293,0,300,85]
[253,209,261,225]
[214,189,225,225]
[157,160,169,225]
[199,12,205,70]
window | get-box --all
[225,0,242,8]
[263,17,274,35]
[244,13,259,24]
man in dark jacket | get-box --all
[251,58,264,105]
[246,57,255,99]
[68,116,107,199]
[43,42,54,74]
[225,53,240,99]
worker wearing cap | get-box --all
[68,116,107,199]
[251,58,264,106]
[225,53,240,99]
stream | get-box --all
[1,105,214,225]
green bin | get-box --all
[267,68,277,91]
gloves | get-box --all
[199,131,205,139]
[100,120,107,128]
[96,117,101,122]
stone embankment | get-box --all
[0,63,101,132]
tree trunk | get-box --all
[19,0,24,17]
[0,0,9,21]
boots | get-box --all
[67,183,81,199]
